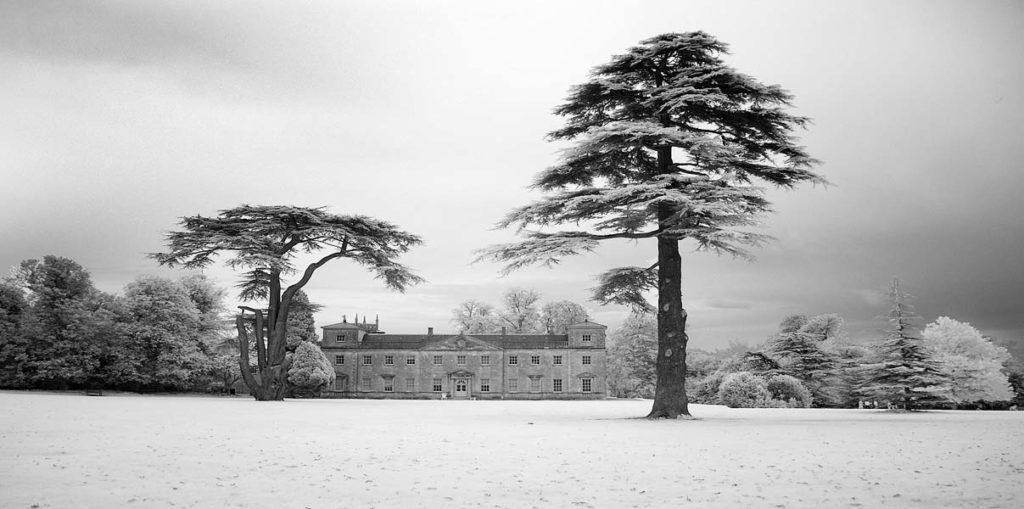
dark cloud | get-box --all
[0,1,237,67]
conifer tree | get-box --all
[768,331,837,405]
[153,205,423,401]
[860,279,950,410]
[479,32,821,417]
[286,290,322,350]
[768,313,842,405]
[287,341,335,397]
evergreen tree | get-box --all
[478,32,821,418]
[153,205,423,401]
[859,279,950,410]
[767,314,842,405]
[768,331,837,405]
[286,290,322,350]
[777,314,808,334]
[287,340,334,397]
[830,342,874,408]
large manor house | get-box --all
[320,317,608,399]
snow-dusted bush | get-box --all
[766,375,813,408]
[287,341,335,395]
[718,372,770,408]
[690,372,726,404]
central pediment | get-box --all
[423,334,501,351]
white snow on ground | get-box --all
[1,392,1022,508]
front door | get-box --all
[454,379,469,399]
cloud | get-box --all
[704,299,753,310]
[0,1,238,68]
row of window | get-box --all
[334,354,593,366]
[348,377,593,393]
[335,334,594,343]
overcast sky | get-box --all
[2,0,1022,350]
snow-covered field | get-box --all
[1,392,1022,508]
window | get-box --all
[384,355,394,365]
[360,376,371,390]
[405,378,415,391]
[383,378,393,392]
[481,379,490,392]
[531,355,540,365]
[582,334,592,343]
[481,355,490,366]
[582,378,592,393]
[583,355,591,365]
[362,355,372,365]
[508,379,518,392]
[432,378,442,392]
[335,355,345,365]
[457,355,467,365]
[508,355,518,365]
[337,333,346,343]
[433,355,443,365]
[530,378,541,392]
[553,355,562,365]
[406,356,416,365]
[334,378,345,391]
[553,379,563,392]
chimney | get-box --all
[342,314,347,323]
[428,327,434,336]
[501,326,506,337]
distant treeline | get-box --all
[607,280,1024,410]
[0,255,330,394]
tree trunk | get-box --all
[236,313,290,401]
[647,233,691,418]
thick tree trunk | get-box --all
[236,253,343,402]
[647,234,691,419]
[236,312,290,401]
[235,316,264,400]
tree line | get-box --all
[607,278,1024,410]
[449,288,589,335]
[0,255,334,395]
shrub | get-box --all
[766,374,813,408]
[287,341,335,395]
[718,372,770,408]
[689,372,726,404]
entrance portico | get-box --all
[448,369,475,399]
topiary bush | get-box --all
[718,372,770,408]
[287,341,335,396]
[766,374,813,408]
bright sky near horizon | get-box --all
[2,0,1022,350]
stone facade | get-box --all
[320,318,607,399]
